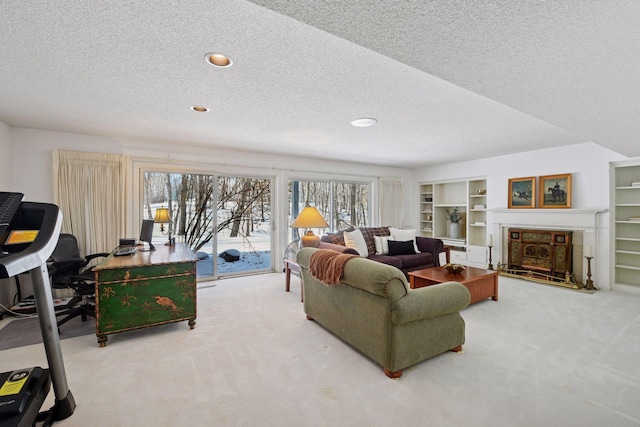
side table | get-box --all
[284,258,303,302]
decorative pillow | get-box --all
[374,235,393,255]
[387,240,416,256]
[389,227,419,253]
[359,227,390,255]
[344,229,369,257]
[321,226,356,245]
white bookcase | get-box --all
[433,180,466,247]
[419,184,434,237]
[611,160,640,291]
[419,177,488,268]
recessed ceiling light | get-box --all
[191,106,209,112]
[350,118,378,127]
[205,52,233,68]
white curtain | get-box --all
[52,150,127,256]
[379,177,404,228]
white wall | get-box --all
[413,142,628,290]
[6,126,414,277]
[6,126,630,292]
[9,126,412,208]
[0,121,10,189]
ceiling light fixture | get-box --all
[205,52,233,68]
[350,118,378,127]
[191,106,209,112]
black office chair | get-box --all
[48,234,109,329]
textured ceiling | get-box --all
[0,1,637,168]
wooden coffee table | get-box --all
[408,266,498,305]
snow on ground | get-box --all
[196,251,271,277]
[147,203,273,277]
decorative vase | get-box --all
[449,222,461,239]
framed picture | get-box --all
[539,173,572,208]
[508,177,536,208]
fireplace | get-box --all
[507,229,573,280]
[491,208,604,289]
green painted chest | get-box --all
[93,243,197,347]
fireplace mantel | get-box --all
[490,208,607,229]
[489,208,607,284]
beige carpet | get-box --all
[1,273,639,426]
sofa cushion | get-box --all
[360,227,390,256]
[321,226,356,245]
[389,227,419,253]
[344,228,369,257]
[388,240,416,256]
[395,252,433,269]
[367,254,403,269]
[374,235,393,254]
[318,241,359,255]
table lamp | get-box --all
[153,206,173,246]
[291,206,329,248]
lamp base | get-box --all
[300,231,320,248]
[164,232,174,246]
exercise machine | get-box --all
[0,192,75,426]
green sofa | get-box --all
[297,247,471,378]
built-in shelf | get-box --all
[419,177,487,268]
[616,264,640,271]
[611,160,640,289]
[617,237,640,242]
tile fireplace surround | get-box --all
[491,209,607,288]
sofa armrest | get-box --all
[391,282,470,326]
[318,241,359,255]
[416,237,444,266]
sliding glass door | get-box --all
[288,179,370,241]
[215,176,271,276]
[143,172,272,279]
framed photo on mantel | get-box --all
[539,173,572,208]
[508,176,536,208]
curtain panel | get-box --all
[52,150,127,256]
[379,177,403,228]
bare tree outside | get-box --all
[143,172,271,277]
[289,179,369,234]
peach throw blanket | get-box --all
[309,249,358,285]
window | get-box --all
[288,179,370,240]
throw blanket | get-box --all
[309,249,358,285]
